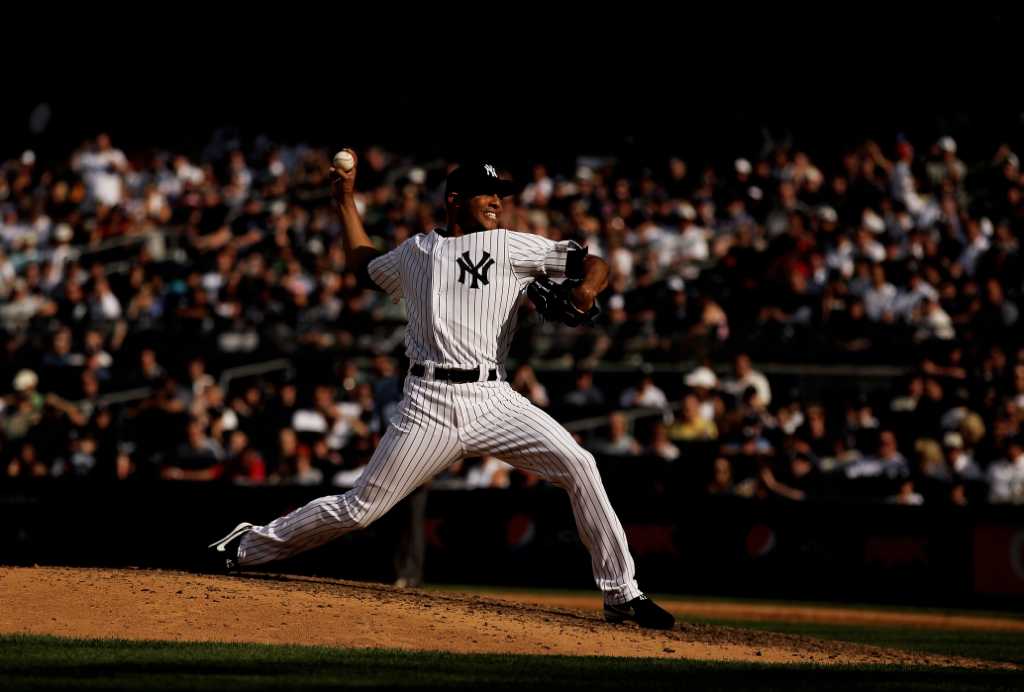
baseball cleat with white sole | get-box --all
[207,522,254,572]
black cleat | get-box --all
[604,594,676,630]
[207,522,253,572]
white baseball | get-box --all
[333,150,355,172]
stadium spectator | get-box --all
[162,419,224,481]
[988,438,1024,504]
[721,353,772,408]
[646,423,680,461]
[619,374,671,417]
[593,412,642,456]
[1,127,1022,507]
[511,364,550,408]
[562,370,606,416]
[668,393,718,442]
[843,430,910,480]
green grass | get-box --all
[686,618,1024,666]
[0,635,1021,692]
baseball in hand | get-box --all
[333,150,355,172]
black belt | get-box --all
[411,363,497,383]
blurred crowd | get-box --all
[1,128,1022,505]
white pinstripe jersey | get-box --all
[367,229,574,371]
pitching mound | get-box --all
[0,567,1014,669]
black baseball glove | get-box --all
[527,277,601,327]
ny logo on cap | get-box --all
[483,164,497,178]
[456,251,496,289]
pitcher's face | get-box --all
[458,193,502,232]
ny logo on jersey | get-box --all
[456,251,496,289]
[483,164,497,178]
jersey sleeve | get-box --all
[366,245,404,301]
[507,231,584,280]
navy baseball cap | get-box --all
[445,162,518,198]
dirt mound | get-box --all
[0,567,1014,669]
[480,592,1024,633]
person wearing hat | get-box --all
[4,369,85,445]
[926,136,967,193]
[683,365,720,423]
[210,153,676,630]
[3,370,44,441]
[942,431,983,482]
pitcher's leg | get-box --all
[239,420,460,567]
[462,389,641,604]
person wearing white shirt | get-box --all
[520,164,553,206]
[465,455,514,488]
[890,140,926,217]
[855,227,887,264]
[656,210,708,270]
[988,440,1024,504]
[913,296,955,341]
[826,234,856,279]
[684,366,719,423]
[893,273,939,322]
[646,423,680,462]
[605,222,634,281]
[211,157,675,628]
[863,264,897,321]
[957,220,991,277]
[72,134,127,207]
[722,353,772,408]
[619,375,669,410]
[90,278,122,321]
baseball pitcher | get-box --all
[210,152,675,629]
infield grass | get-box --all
[1,634,1021,692]
[684,617,1024,666]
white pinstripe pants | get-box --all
[238,375,641,604]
